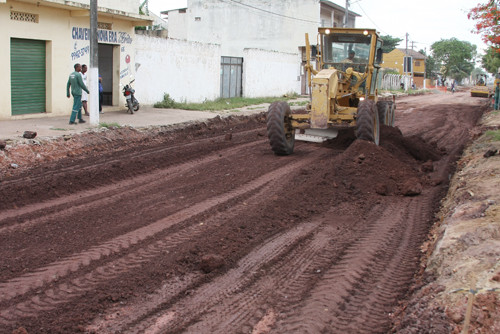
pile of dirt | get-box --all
[323,125,442,197]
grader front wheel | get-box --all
[356,100,380,145]
[266,101,295,155]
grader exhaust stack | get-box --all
[266,27,396,155]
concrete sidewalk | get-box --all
[0,104,270,141]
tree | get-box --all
[468,1,500,51]
[418,49,437,79]
[431,38,477,81]
[482,47,500,73]
[380,35,403,53]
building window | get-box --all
[10,11,39,23]
[415,61,421,66]
[98,22,112,30]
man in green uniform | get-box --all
[66,63,89,124]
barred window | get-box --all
[10,11,39,23]
[98,22,112,30]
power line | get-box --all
[222,0,320,24]
[353,2,388,35]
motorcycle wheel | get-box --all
[127,100,134,114]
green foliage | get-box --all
[99,122,121,129]
[154,93,178,108]
[482,47,500,74]
[382,68,399,75]
[485,129,500,141]
[380,35,403,53]
[154,93,301,111]
[431,38,477,81]
[425,54,439,79]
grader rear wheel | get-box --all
[266,101,295,155]
[356,100,380,145]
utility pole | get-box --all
[343,0,349,28]
[89,0,99,125]
[404,32,409,91]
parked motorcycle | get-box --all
[122,79,139,114]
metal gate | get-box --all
[220,56,242,98]
[10,38,46,115]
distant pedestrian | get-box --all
[66,63,89,125]
[99,75,103,113]
[81,64,89,116]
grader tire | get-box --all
[356,100,380,145]
[266,101,295,155]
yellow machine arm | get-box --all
[304,33,318,92]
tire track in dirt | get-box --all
[116,221,323,334]
[274,192,434,334]
[0,149,324,326]
[0,139,267,235]
[88,201,380,333]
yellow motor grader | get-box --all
[266,27,395,155]
[470,74,492,98]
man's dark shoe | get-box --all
[78,119,86,123]
[69,121,77,125]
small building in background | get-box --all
[381,48,426,88]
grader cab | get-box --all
[266,27,396,155]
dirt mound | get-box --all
[321,125,441,197]
[332,139,425,197]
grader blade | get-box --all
[295,128,338,143]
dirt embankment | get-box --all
[0,91,496,334]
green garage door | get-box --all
[10,38,46,115]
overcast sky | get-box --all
[146,0,487,55]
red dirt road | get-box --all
[0,92,486,333]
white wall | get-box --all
[134,35,221,104]
[168,0,319,57]
[243,48,301,97]
[134,35,303,104]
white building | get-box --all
[165,0,359,97]
[0,0,151,120]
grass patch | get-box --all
[289,100,309,106]
[154,93,300,111]
[50,127,68,131]
[99,122,121,129]
[485,130,500,141]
